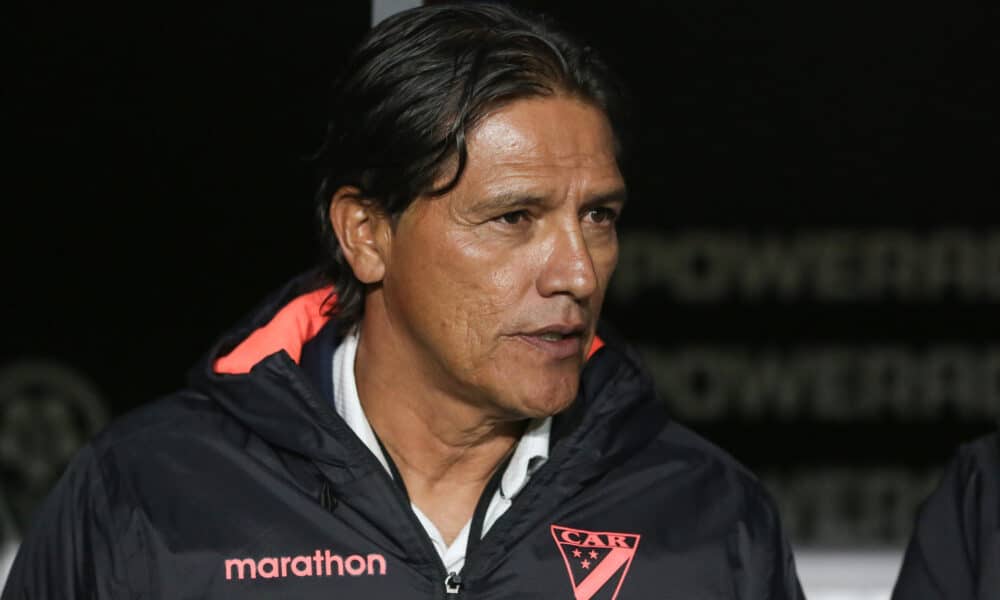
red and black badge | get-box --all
[551,524,641,600]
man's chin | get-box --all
[484,356,583,418]
[522,398,577,420]
[506,383,580,419]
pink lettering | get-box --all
[291,555,313,576]
[325,549,344,575]
[345,555,366,576]
[368,554,386,575]
[581,533,604,547]
[223,549,387,581]
[225,559,256,580]
[606,534,629,548]
[258,558,279,579]
[560,530,582,544]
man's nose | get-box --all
[536,224,599,301]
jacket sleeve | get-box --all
[890,433,1000,600]
[1,444,118,599]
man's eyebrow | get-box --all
[585,187,628,207]
[470,192,548,213]
[472,187,628,213]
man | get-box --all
[891,430,999,599]
[2,4,804,598]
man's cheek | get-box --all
[458,278,521,321]
[485,262,520,290]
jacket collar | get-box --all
[188,271,667,477]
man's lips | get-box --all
[515,324,587,360]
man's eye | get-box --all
[585,207,619,224]
[496,210,529,225]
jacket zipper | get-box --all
[444,571,462,596]
[379,469,458,597]
[350,449,457,598]
[440,451,512,598]
[368,440,508,598]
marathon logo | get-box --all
[551,524,641,600]
[224,549,387,580]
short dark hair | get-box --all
[312,1,629,330]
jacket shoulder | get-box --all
[891,431,1000,600]
[2,389,239,599]
[953,430,1000,475]
[633,421,804,598]
[88,388,236,457]
[652,420,768,487]
[647,421,787,538]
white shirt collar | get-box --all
[331,326,392,474]
[500,417,550,500]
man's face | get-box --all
[378,96,625,420]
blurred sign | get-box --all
[615,229,1000,303]
[605,228,999,546]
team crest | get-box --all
[550,524,640,600]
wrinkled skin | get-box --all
[369,96,626,422]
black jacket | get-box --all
[891,431,1000,600]
[2,274,804,599]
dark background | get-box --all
[4,0,998,546]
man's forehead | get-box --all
[462,101,621,190]
[468,97,618,161]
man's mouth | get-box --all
[537,331,574,342]
[516,325,587,359]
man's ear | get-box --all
[328,186,393,284]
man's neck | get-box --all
[353,314,525,544]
